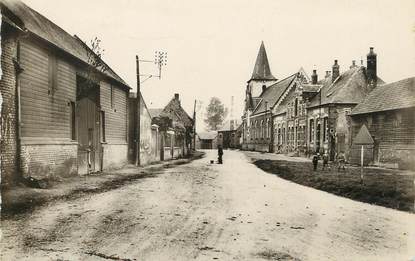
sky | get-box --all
[23,0,415,131]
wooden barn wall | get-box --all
[100,81,128,143]
[350,108,415,169]
[18,38,78,179]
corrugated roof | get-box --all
[351,77,415,115]
[250,41,276,81]
[2,0,129,88]
[197,131,217,140]
[353,125,374,145]
[252,73,297,115]
[308,66,384,107]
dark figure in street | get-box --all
[337,152,346,171]
[322,152,329,170]
[312,153,320,171]
[218,145,223,164]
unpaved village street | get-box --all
[1,150,415,261]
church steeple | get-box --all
[251,41,276,81]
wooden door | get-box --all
[76,86,101,175]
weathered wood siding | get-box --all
[19,39,76,139]
[100,81,127,143]
[350,108,415,169]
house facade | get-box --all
[1,1,130,185]
[349,77,415,169]
[149,94,194,160]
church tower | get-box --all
[247,41,278,99]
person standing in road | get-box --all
[337,152,346,171]
[322,152,329,170]
[312,153,319,171]
[218,145,223,164]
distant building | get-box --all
[196,131,218,150]
[217,119,240,149]
[349,77,415,169]
[149,94,194,160]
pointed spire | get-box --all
[251,41,276,81]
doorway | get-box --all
[76,76,102,175]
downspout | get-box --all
[14,40,24,181]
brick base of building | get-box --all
[20,142,78,180]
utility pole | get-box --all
[135,51,167,166]
[193,100,197,151]
[136,55,141,166]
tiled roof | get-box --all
[250,41,276,81]
[308,66,384,107]
[351,77,415,115]
[197,131,217,140]
[252,73,297,115]
[2,0,129,88]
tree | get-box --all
[77,36,108,99]
[204,97,228,131]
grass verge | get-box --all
[254,159,415,212]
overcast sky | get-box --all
[24,0,415,130]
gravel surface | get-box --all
[1,150,414,260]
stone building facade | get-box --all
[241,42,385,164]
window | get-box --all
[323,117,328,142]
[294,98,298,117]
[282,127,285,144]
[70,102,76,140]
[100,111,106,142]
[48,53,58,95]
[309,119,314,142]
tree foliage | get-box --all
[204,97,228,131]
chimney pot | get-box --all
[366,47,377,86]
[332,60,340,81]
[311,69,318,84]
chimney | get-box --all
[174,93,180,105]
[350,60,356,69]
[230,120,235,131]
[311,69,318,84]
[332,60,340,81]
[262,85,267,93]
[366,47,377,86]
[325,71,331,78]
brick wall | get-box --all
[20,142,77,179]
[0,26,18,185]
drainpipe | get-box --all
[14,41,24,182]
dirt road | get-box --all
[1,150,414,260]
